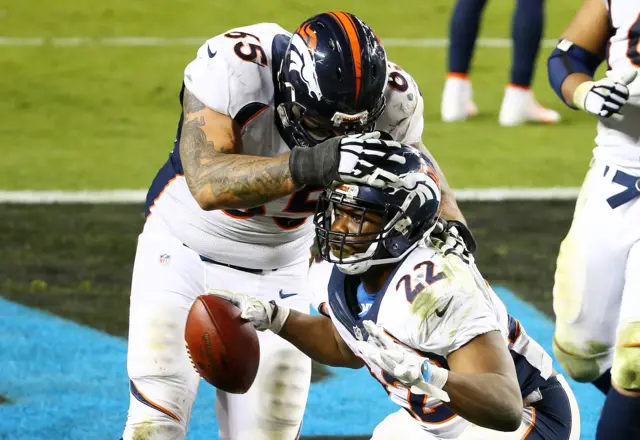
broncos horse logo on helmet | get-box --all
[314,146,442,275]
[275,11,388,148]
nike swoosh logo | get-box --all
[207,46,217,58]
[279,290,298,299]
[435,297,453,318]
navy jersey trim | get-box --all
[234,102,269,128]
[327,262,404,341]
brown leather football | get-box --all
[185,294,260,394]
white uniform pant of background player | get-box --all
[370,376,579,440]
[122,222,312,440]
[553,159,640,388]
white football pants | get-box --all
[122,223,312,440]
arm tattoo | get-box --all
[179,94,294,209]
[183,89,206,113]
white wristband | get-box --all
[270,305,290,334]
[428,364,449,390]
[572,81,594,111]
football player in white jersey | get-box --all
[122,11,467,440]
[547,1,640,438]
[212,146,580,440]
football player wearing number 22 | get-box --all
[548,0,640,439]
[120,11,465,440]
[211,147,580,439]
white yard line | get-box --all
[0,188,580,204]
[0,36,558,48]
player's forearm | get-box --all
[439,184,466,224]
[560,73,594,108]
[278,310,363,369]
[180,136,297,211]
[179,88,297,211]
[443,371,523,431]
[414,142,466,224]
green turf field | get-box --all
[0,0,599,190]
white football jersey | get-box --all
[144,23,426,269]
[595,0,640,166]
[310,244,553,438]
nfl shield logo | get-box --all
[354,326,363,341]
[159,254,171,265]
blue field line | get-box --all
[0,290,603,439]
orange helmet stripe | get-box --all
[298,22,318,51]
[328,11,362,104]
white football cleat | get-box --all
[441,74,479,122]
[498,84,561,126]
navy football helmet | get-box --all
[275,11,388,148]
[314,146,442,274]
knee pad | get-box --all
[553,336,612,383]
[612,321,640,390]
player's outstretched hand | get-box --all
[573,70,637,121]
[431,219,476,256]
[289,131,406,188]
[355,320,450,402]
[208,289,290,334]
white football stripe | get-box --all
[0,187,581,203]
[0,36,558,48]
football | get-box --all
[185,294,260,394]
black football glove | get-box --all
[289,131,405,188]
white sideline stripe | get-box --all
[0,36,558,48]
[0,188,580,204]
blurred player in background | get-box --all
[442,0,560,126]
[213,146,580,440]
[121,11,466,440]
[547,0,640,438]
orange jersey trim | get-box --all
[146,174,184,219]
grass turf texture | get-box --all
[1,0,599,190]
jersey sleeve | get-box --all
[405,257,503,358]
[416,289,502,358]
[183,46,232,115]
[377,62,424,146]
[183,29,275,117]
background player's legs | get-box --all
[499,0,560,126]
[441,0,487,122]
[216,330,311,440]
[122,230,207,440]
[552,163,627,387]
[371,409,440,440]
[211,260,312,440]
[596,241,640,439]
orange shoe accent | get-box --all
[508,83,531,91]
[447,72,469,80]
